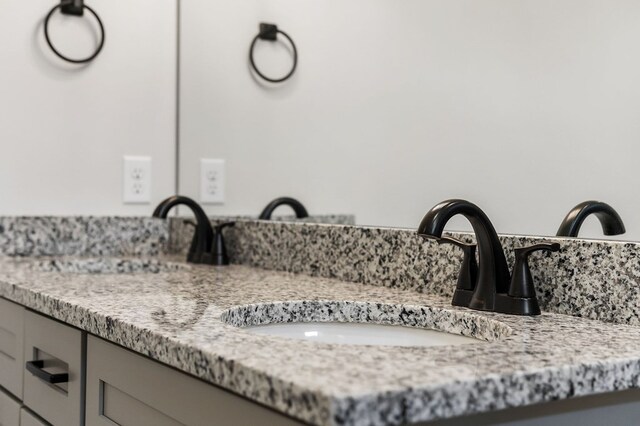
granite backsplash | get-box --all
[1,215,638,326]
[169,219,640,326]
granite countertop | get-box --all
[0,257,639,426]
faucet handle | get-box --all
[211,222,236,266]
[214,221,236,231]
[514,242,560,259]
[181,219,198,263]
[508,242,560,301]
[437,237,477,292]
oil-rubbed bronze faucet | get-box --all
[557,201,625,238]
[259,197,308,220]
[153,195,215,264]
[418,199,559,316]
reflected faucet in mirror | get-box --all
[557,201,626,238]
[259,197,309,220]
[153,195,214,264]
[418,199,560,316]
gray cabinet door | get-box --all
[86,336,304,426]
[0,387,21,426]
[20,408,48,426]
[23,311,84,426]
[0,298,24,399]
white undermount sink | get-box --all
[223,301,512,348]
[244,321,480,347]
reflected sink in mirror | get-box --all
[222,301,513,347]
[245,321,480,347]
[28,257,190,274]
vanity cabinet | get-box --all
[19,409,48,426]
[0,300,78,426]
[0,296,303,426]
[0,298,24,399]
[23,310,84,426]
[85,336,303,426]
[2,296,640,426]
[0,387,21,426]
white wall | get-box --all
[179,0,640,240]
[0,0,177,215]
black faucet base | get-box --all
[452,289,473,307]
[451,291,541,316]
[494,294,541,316]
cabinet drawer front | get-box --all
[86,336,303,426]
[0,387,21,426]
[0,298,24,399]
[20,408,48,426]
[101,382,182,426]
[23,311,84,426]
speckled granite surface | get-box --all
[0,260,639,425]
[192,220,640,326]
[168,215,355,255]
[3,216,640,327]
[0,215,352,258]
[28,256,190,274]
[0,216,168,257]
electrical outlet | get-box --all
[123,156,152,203]
[200,159,225,204]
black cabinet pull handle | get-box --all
[26,360,69,384]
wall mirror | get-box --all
[2,1,638,241]
[178,0,640,240]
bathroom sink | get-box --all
[28,257,190,274]
[222,300,512,347]
[245,321,479,347]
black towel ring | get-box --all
[44,0,105,64]
[249,23,297,83]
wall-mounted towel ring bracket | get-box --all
[44,0,105,64]
[60,0,84,16]
[249,23,297,83]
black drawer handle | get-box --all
[26,360,69,384]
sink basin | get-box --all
[28,257,190,274]
[222,300,513,347]
[245,321,479,347]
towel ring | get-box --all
[44,0,105,64]
[249,23,297,83]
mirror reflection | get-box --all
[1,0,638,241]
[178,0,640,240]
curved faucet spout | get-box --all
[417,199,510,311]
[153,195,214,264]
[259,197,309,220]
[557,201,625,238]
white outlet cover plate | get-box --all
[200,158,225,204]
[123,156,152,203]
